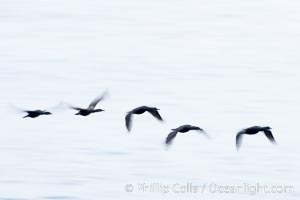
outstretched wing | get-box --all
[264,130,276,143]
[236,131,244,150]
[88,91,108,110]
[69,106,83,111]
[125,113,133,132]
[165,130,178,145]
[198,129,210,139]
[148,109,163,121]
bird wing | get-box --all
[166,130,178,145]
[236,130,244,150]
[196,127,204,132]
[26,110,42,114]
[88,91,108,110]
[125,112,133,132]
[264,130,276,143]
[148,109,163,121]
[70,106,83,111]
[36,110,45,114]
[198,129,210,139]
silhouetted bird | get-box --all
[23,110,52,118]
[236,126,276,150]
[125,106,163,132]
[70,91,107,116]
[165,124,207,145]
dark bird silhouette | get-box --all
[236,126,276,150]
[23,110,52,118]
[125,106,163,132]
[165,124,208,145]
[70,91,107,116]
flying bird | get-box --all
[70,91,107,116]
[23,110,52,118]
[125,106,163,132]
[165,124,208,145]
[236,126,276,150]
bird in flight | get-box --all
[236,126,276,150]
[23,110,52,118]
[70,91,107,116]
[165,124,208,145]
[125,106,163,132]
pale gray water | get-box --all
[0,0,299,199]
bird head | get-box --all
[44,111,52,115]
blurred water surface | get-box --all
[0,0,299,199]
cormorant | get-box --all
[125,106,163,132]
[236,126,276,150]
[70,91,107,116]
[165,124,207,145]
[23,110,52,118]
